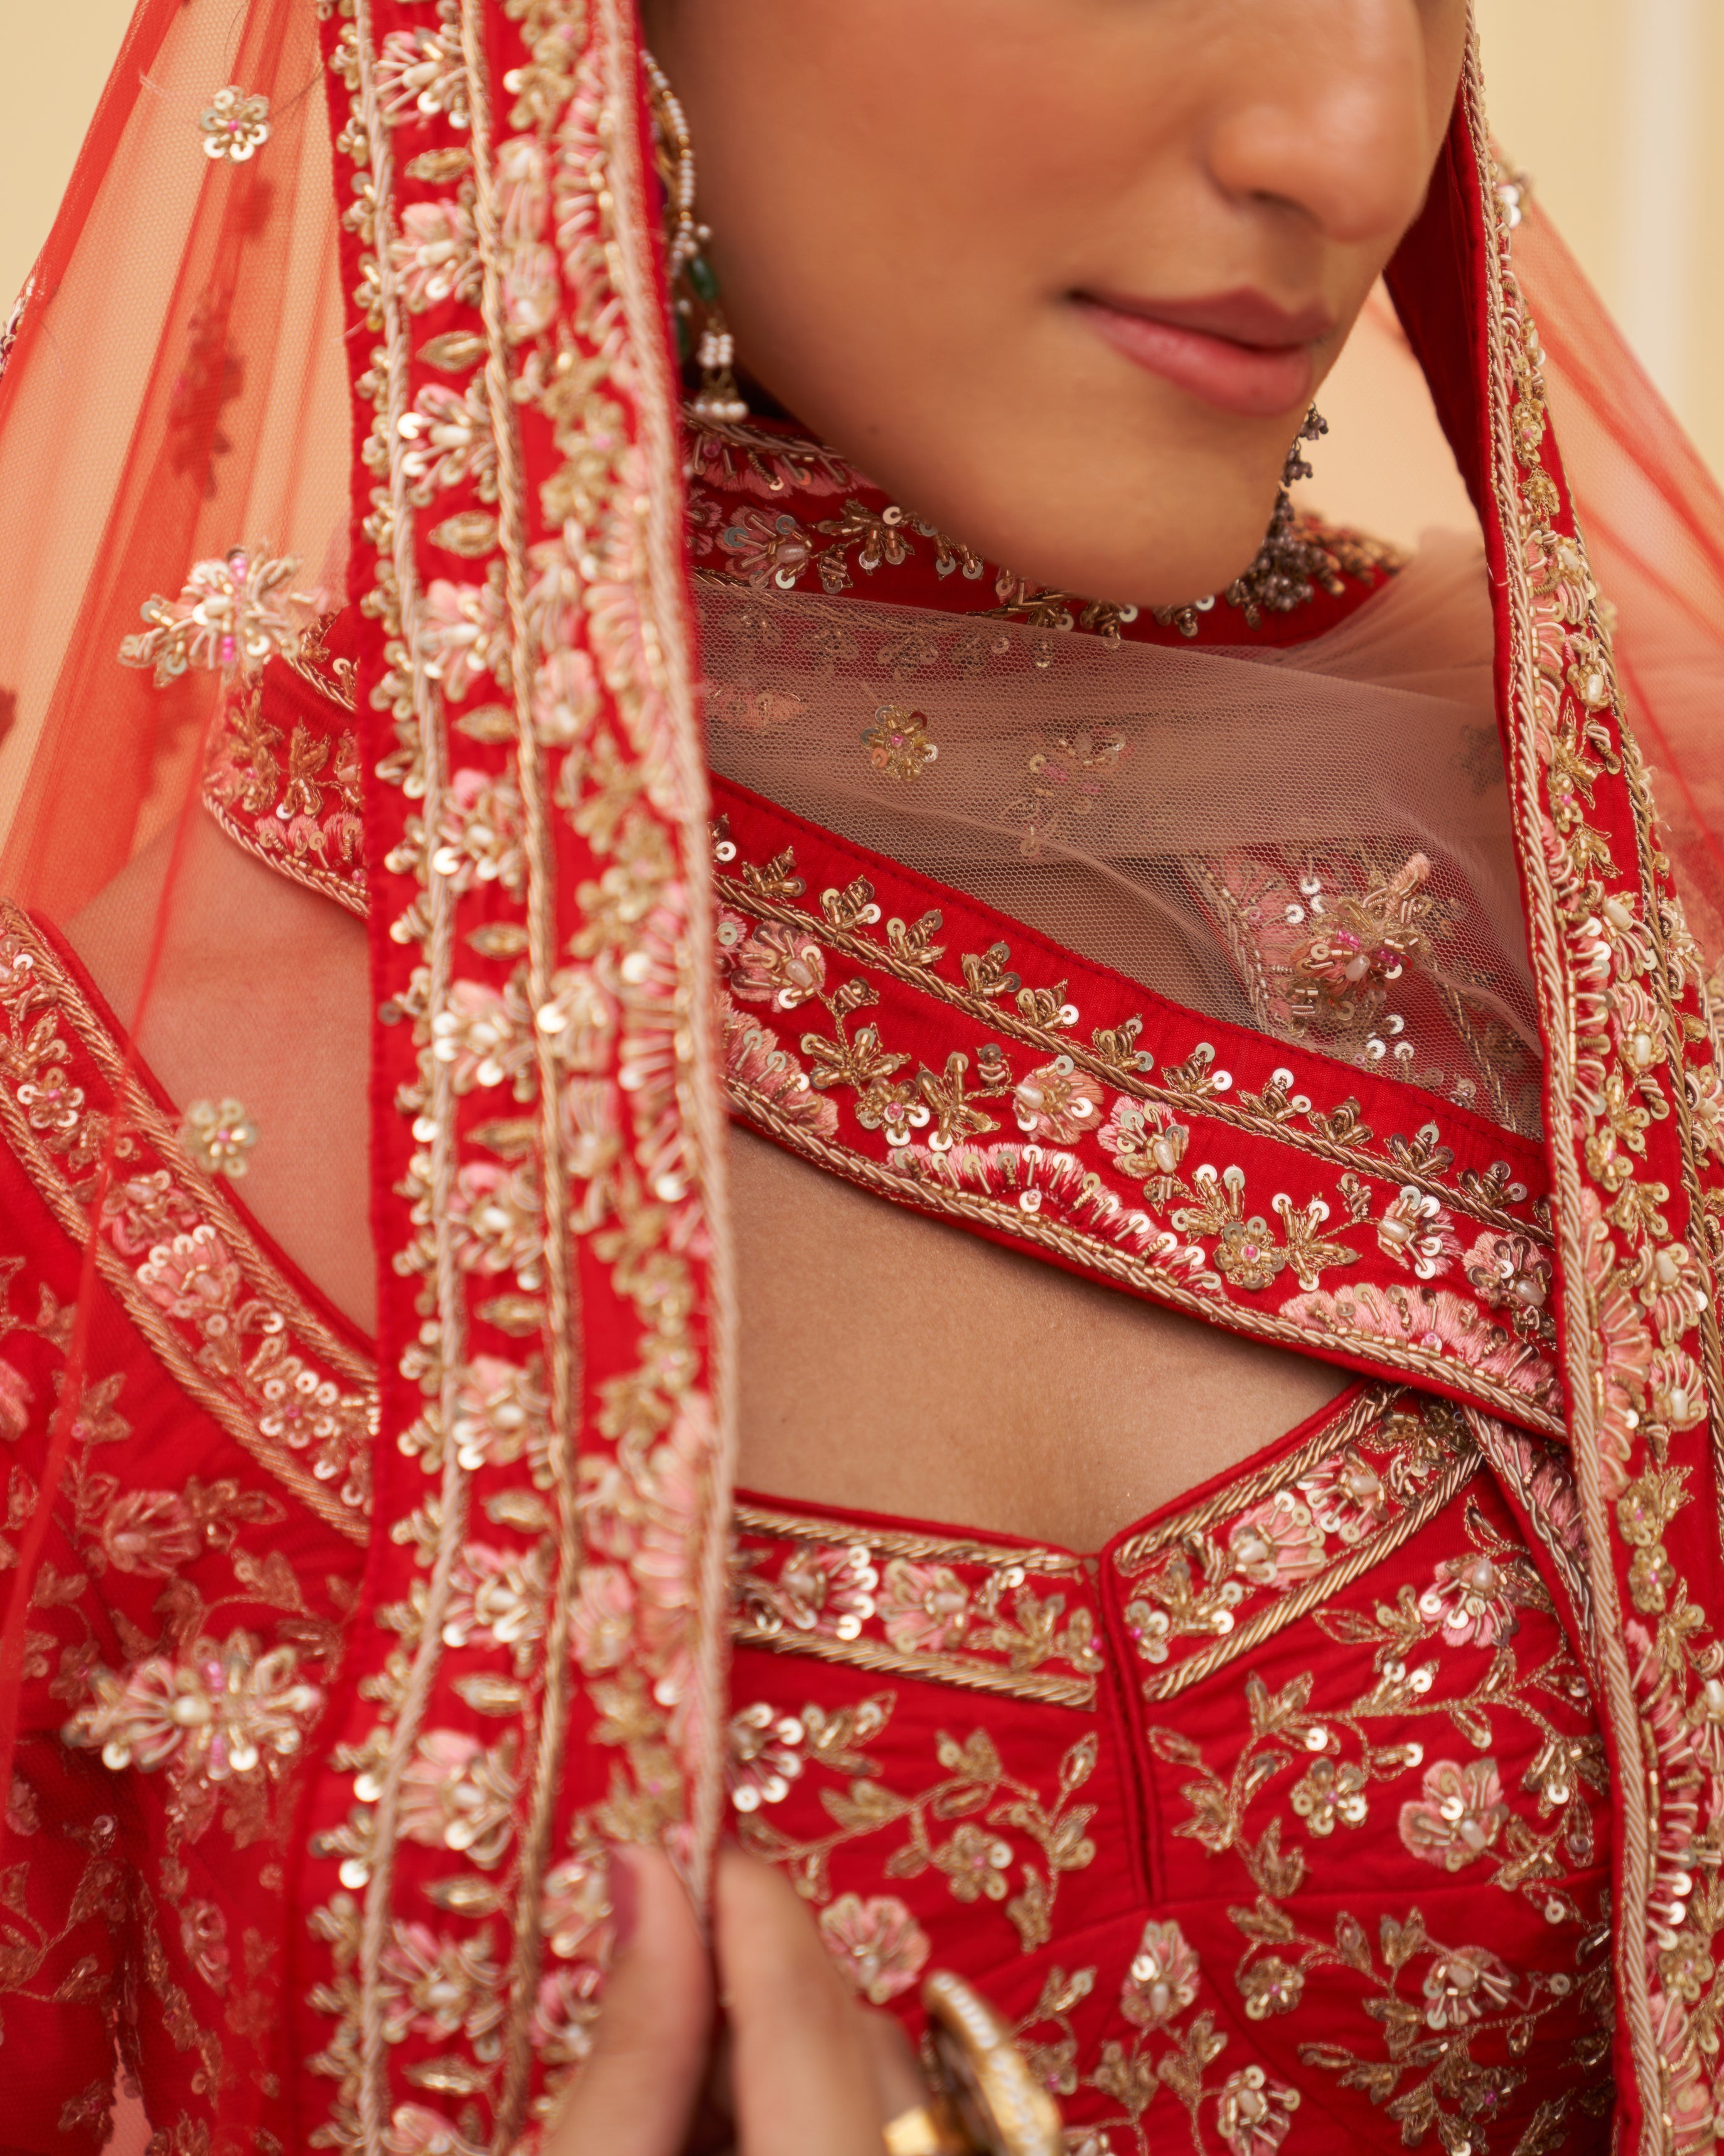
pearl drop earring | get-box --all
[645,50,749,426]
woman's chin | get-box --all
[983,522,1281,613]
[915,453,1290,611]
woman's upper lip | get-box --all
[1077,286,1336,351]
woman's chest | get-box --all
[732,1122,1348,1550]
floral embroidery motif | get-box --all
[689,411,1391,648]
[1467,134,1724,2121]
[1396,1757,1510,1870]
[734,1509,1102,1708]
[862,704,940,781]
[722,1367,1610,2146]
[728,919,828,1012]
[1012,1058,1105,1145]
[713,495,975,599]
[721,994,839,1140]
[390,195,482,312]
[64,1632,322,1783]
[375,5,471,131]
[0,911,375,1530]
[1002,725,1128,857]
[818,1893,931,2003]
[1122,1919,1201,2029]
[199,86,272,163]
[1113,1392,1478,1698]
[1128,1537,1606,2148]
[727,1700,807,1813]
[203,677,368,916]
[712,816,1563,1432]
[119,543,314,684]
[739,1693,1098,1958]
[1285,854,1433,1031]
[177,1098,260,1180]
[1213,2066,1302,2156]
[0,1174,356,2103]
[1192,844,1545,1131]
[396,1731,520,1870]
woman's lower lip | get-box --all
[1074,299,1316,418]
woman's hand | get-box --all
[550,1841,927,2156]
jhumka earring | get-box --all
[1226,405,1332,620]
[644,51,749,426]
[1152,405,1334,638]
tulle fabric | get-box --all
[0,0,354,1813]
[0,0,346,919]
[703,531,1548,1135]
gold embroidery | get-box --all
[729,1371,1609,2150]
[1293,1911,1595,2148]
[201,677,368,921]
[1118,1393,1484,1705]
[739,1691,1098,1957]
[862,704,940,782]
[177,1098,260,1180]
[1001,724,1127,859]
[1011,1945,1284,2155]
[714,849,1548,1245]
[734,1073,1561,1436]
[734,1504,1100,1710]
[118,543,316,685]
[65,1632,323,1785]
[0,909,374,1537]
[309,1,741,2141]
[198,86,272,163]
[1,1216,355,2124]
[1464,25,1724,2126]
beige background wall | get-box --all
[1,2,1719,488]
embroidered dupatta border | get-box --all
[1455,33,1724,2148]
[306,2,736,2148]
[710,780,1566,1439]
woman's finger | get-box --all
[858,2005,930,2129]
[545,1843,714,2156]
[714,1845,889,2156]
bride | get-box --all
[0,2,1720,2150]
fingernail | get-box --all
[607,1843,640,1956]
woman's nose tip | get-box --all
[1204,17,1443,246]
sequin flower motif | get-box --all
[64,1631,323,1781]
[1120,1918,1201,2030]
[862,704,940,781]
[199,86,272,163]
[119,544,310,685]
[1214,2066,1302,2156]
[1398,1757,1510,1870]
[179,1097,260,1179]
[818,1894,931,2005]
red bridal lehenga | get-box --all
[2,6,1724,2155]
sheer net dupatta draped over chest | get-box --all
[703,527,1548,1138]
[0,2,1723,2152]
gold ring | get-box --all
[921,1970,1064,2156]
[882,2100,966,2156]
